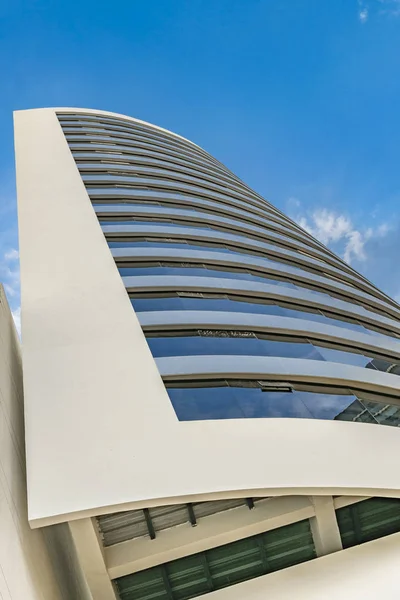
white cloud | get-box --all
[358,0,369,21]
[287,196,301,210]
[0,247,21,336]
[4,248,19,261]
[0,247,20,300]
[359,0,400,19]
[378,0,400,16]
[292,207,390,264]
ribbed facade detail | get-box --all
[58,110,400,427]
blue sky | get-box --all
[1,0,400,332]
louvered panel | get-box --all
[98,497,265,547]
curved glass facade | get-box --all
[58,111,400,426]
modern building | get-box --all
[13,107,400,599]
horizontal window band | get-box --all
[106,228,334,275]
[79,161,271,210]
[127,284,400,338]
[163,377,400,404]
[164,379,400,426]
[62,121,216,163]
[68,140,236,186]
[117,259,383,311]
[72,150,250,195]
[90,190,318,249]
[119,263,309,291]
[96,205,350,274]
[107,229,346,276]
[144,334,400,376]
[132,297,377,336]
[65,132,228,176]
[59,114,215,162]
[89,181,280,228]
[106,228,369,292]
[82,171,283,216]
[156,354,400,399]
[137,317,400,364]
[113,246,398,318]
[87,184,311,240]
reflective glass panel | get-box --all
[108,239,268,257]
[119,266,297,288]
[101,220,211,229]
[147,336,324,359]
[130,295,368,334]
[313,345,375,368]
[167,384,400,426]
[167,386,357,421]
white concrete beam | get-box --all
[310,496,343,557]
[69,518,117,600]
[106,496,315,580]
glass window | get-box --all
[167,383,400,426]
[130,294,368,334]
[313,345,374,368]
[146,332,389,373]
[86,185,310,234]
[101,220,211,229]
[109,241,192,249]
[146,335,324,360]
[119,265,297,288]
[108,239,262,257]
[167,386,358,421]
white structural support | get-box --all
[68,518,117,600]
[310,496,343,557]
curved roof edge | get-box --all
[13,106,202,150]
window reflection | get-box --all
[108,238,266,257]
[130,294,368,335]
[119,266,297,288]
[146,331,394,372]
[147,335,325,360]
[101,220,211,229]
[167,386,355,421]
[166,382,400,427]
[86,185,295,231]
